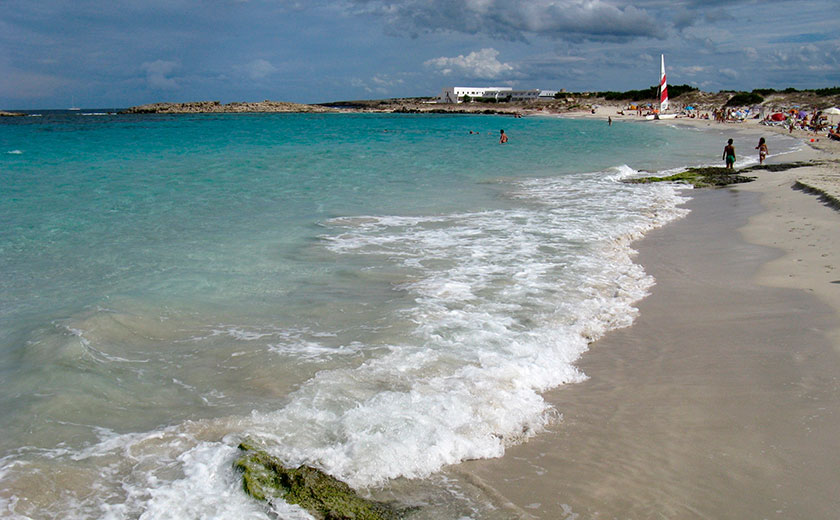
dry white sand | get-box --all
[454,118,840,519]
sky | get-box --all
[1,0,838,109]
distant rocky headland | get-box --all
[119,88,840,116]
[0,110,25,117]
[119,98,528,115]
[120,100,336,114]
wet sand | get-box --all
[456,133,840,518]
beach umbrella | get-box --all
[824,107,840,124]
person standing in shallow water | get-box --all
[756,137,768,165]
[723,138,736,170]
[499,129,508,144]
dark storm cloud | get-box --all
[346,0,664,42]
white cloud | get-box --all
[424,48,514,79]
[719,68,739,79]
[350,73,407,94]
[371,74,404,87]
[680,65,709,75]
[141,60,179,89]
[242,59,277,80]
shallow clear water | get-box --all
[0,112,790,518]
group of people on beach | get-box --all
[722,137,768,170]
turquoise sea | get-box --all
[0,111,792,518]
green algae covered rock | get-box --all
[233,441,405,520]
[627,166,755,188]
[627,162,822,188]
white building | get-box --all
[437,87,512,103]
[437,86,547,103]
[509,89,541,102]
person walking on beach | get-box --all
[755,137,768,165]
[499,129,508,144]
[723,138,736,170]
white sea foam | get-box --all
[228,164,691,488]
[202,325,362,361]
[6,150,23,154]
[210,326,275,341]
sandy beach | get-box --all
[455,115,840,518]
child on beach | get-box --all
[723,139,736,170]
[755,137,768,165]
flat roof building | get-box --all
[438,87,513,103]
[438,86,552,103]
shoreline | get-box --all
[454,117,840,517]
[566,105,840,202]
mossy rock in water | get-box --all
[627,166,755,188]
[233,441,405,520]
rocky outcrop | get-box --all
[627,162,824,188]
[627,166,757,187]
[233,441,407,520]
[0,110,25,117]
[120,100,336,114]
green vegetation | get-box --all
[234,440,407,520]
[725,92,764,106]
[747,86,840,96]
[579,84,699,102]
[814,86,840,96]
